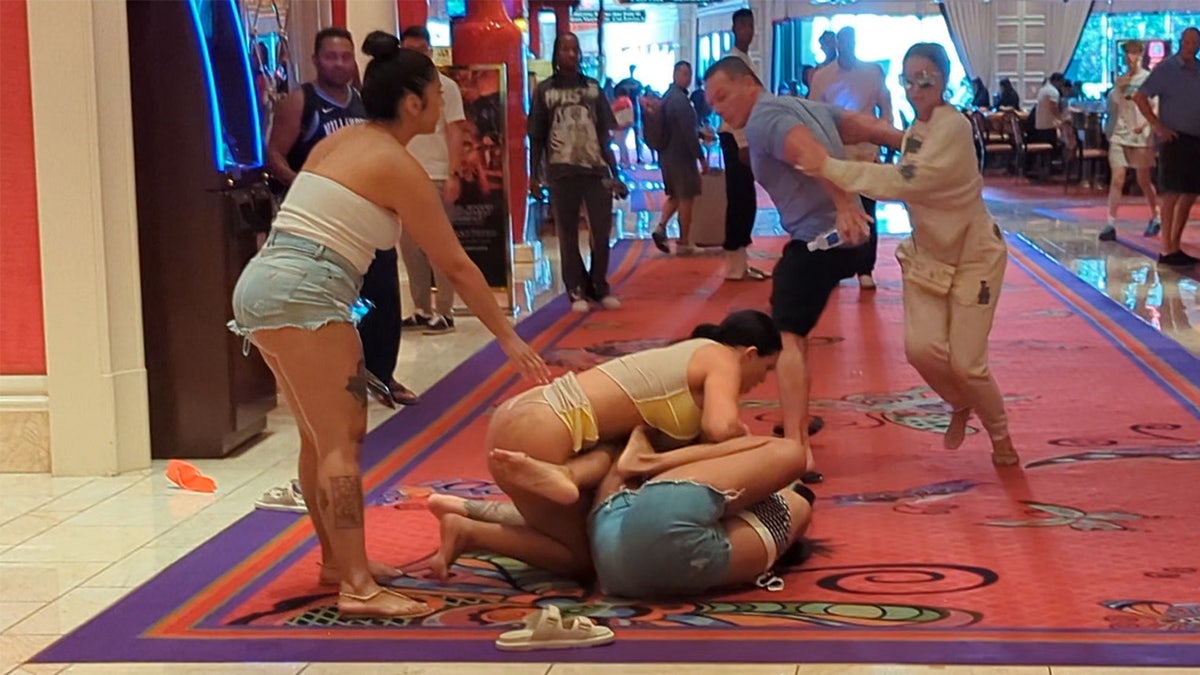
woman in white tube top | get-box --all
[228,31,548,620]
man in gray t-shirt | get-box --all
[704,56,902,472]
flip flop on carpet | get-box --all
[495,605,615,652]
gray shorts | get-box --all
[228,231,362,339]
[661,160,702,200]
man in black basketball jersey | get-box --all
[266,27,418,406]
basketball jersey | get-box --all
[285,83,367,173]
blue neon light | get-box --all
[228,0,264,168]
[185,0,227,173]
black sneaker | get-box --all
[651,227,670,253]
[1144,218,1161,237]
[1098,225,1117,242]
[401,313,430,330]
[1159,251,1198,267]
[422,313,455,335]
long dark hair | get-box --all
[360,31,437,121]
[690,310,782,357]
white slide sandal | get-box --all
[495,605,615,652]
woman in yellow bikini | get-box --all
[428,309,787,582]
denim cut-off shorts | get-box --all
[589,480,734,598]
[228,231,362,348]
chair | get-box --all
[972,110,1016,174]
[1013,112,1055,181]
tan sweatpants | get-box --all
[901,228,1010,441]
[398,180,455,317]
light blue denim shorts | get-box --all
[229,231,362,341]
[589,480,733,598]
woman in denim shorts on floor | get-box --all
[228,32,548,620]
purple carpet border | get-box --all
[33,236,1200,666]
[1009,232,1200,415]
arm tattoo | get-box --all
[345,359,369,408]
[328,476,364,529]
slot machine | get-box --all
[127,0,277,458]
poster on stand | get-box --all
[440,64,512,302]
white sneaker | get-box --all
[858,273,877,290]
[571,299,590,313]
[600,296,621,310]
[255,479,307,513]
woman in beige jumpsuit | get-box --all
[791,43,1018,467]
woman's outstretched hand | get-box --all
[500,335,551,384]
[791,124,830,174]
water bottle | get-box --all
[350,297,375,325]
[807,228,842,252]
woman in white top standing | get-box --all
[789,43,1018,468]
[1099,39,1160,241]
[229,32,549,620]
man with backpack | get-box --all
[649,61,708,255]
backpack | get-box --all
[640,92,667,151]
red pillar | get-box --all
[528,3,542,58]
[553,4,570,34]
[396,0,428,30]
[330,0,346,27]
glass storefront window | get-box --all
[1066,11,1200,100]
[774,14,967,126]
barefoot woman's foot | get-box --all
[319,560,403,586]
[426,494,469,519]
[990,436,1021,467]
[431,513,472,584]
[489,448,580,505]
[944,408,971,450]
[338,585,430,619]
[615,425,659,479]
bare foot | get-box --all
[338,585,430,619]
[990,436,1021,467]
[319,559,403,587]
[489,448,579,505]
[426,494,468,519]
[431,513,472,584]
[944,408,971,450]
[616,425,659,480]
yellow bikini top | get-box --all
[595,338,713,441]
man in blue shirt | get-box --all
[1134,26,1200,268]
[704,56,902,470]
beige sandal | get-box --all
[495,605,615,651]
[338,587,430,619]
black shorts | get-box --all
[1158,133,1200,195]
[770,240,860,336]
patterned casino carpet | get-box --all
[35,235,1200,666]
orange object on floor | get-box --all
[165,459,217,493]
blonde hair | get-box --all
[1122,39,1145,55]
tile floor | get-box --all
[1,190,1197,674]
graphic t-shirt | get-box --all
[529,74,616,182]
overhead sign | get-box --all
[571,9,647,22]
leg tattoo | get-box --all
[328,476,364,529]
[346,359,369,408]
[464,498,526,526]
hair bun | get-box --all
[362,31,400,60]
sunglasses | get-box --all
[899,71,939,90]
